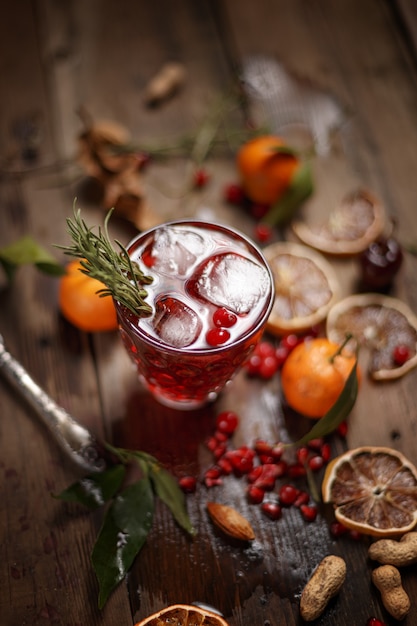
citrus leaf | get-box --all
[54,464,126,509]
[92,478,154,609]
[291,359,359,447]
[263,160,313,226]
[0,235,65,280]
[148,462,195,536]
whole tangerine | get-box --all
[237,135,299,206]
[281,337,359,419]
[59,258,118,332]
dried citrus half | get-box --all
[134,603,229,626]
[292,189,385,255]
[326,293,417,380]
[322,446,417,537]
[263,241,340,335]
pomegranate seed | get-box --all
[206,328,230,346]
[271,444,284,460]
[213,307,237,328]
[247,466,263,483]
[321,443,332,462]
[296,447,309,465]
[273,460,288,477]
[261,501,282,520]
[307,438,324,451]
[213,444,227,460]
[251,203,269,219]
[217,457,233,475]
[206,436,218,452]
[251,464,278,490]
[259,355,279,379]
[337,421,348,438]
[308,455,325,472]
[258,453,275,465]
[215,411,239,435]
[254,440,273,456]
[393,344,411,365]
[245,353,262,376]
[193,168,210,188]
[366,618,386,626]
[329,521,348,538]
[204,476,223,488]
[228,452,254,475]
[293,491,310,507]
[275,344,290,367]
[255,223,272,243]
[178,476,197,493]
[224,183,245,205]
[288,463,307,478]
[247,485,265,504]
[300,504,318,522]
[348,529,362,541]
[213,430,228,443]
[279,484,299,506]
[281,334,299,351]
[255,341,276,357]
[205,467,222,480]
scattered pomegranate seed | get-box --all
[281,334,299,351]
[224,183,246,205]
[251,204,270,219]
[178,476,197,493]
[261,501,282,520]
[213,444,227,460]
[329,521,348,538]
[307,438,324,451]
[288,463,307,478]
[275,344,290,367]
[321,443,332,462]
[245,353,263,376]
[296,447,309,465]
[247,485,265,504]
[279,484,299,506]
[337,421,348,438]
[293,491,310,507]
[308,455,325,472]
[206,327,230,346]
[300,504,318,522]
[193,168,210,188]
[348,529,362,541]
[254,439,273,456]
[216,411,239,435]
[254,223,273,243]
[217,457,233,475]
[259,355,279,379]
[366,618,386,626]
[213,307,237,328]
[393,344,411,366]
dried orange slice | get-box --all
[134,603,229,626]
[326,293,417,380]
[322,446,417,537]
[292,189,385,255]
[263,241,340,335]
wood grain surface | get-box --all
[1,1,417,624]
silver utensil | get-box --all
[0,332,107,473]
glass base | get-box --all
[139,376,218,410]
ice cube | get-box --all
[153,296,202,348]
[149,226,205,276]
[192,253,270,314]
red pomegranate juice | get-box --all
[115,220,274,409]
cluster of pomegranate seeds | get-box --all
[206,307,237,346]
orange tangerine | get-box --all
[237,135,299,205]
[322,446,417,537]
[59,258,118,332]
[292,189,385,255]
[134,603,229,626]
[264,241,340,335]
[280,337,359,419]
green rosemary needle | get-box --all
[57,208,153,317]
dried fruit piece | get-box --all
[134,603,229,625]
[207,502,255,541]
[326,293,417,380]
[292,189,385,255]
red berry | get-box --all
[215,411,239,435]
[393,344,411,366]
[213,307,238,328]
[247,485,265,504]
[278,484,299,506]
[224,183,245,205]
[300,504,318,522]
[178,476,197,493]
[261,501,282,520]
[193,168,210,188]
[206,327,230,346]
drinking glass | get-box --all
[115,220,274,409]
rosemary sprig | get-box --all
[57,208,154,317]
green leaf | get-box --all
[291,359,359,447]
[92,478,154,609]
[54,464,126,509]
[148,462,195,536]
[263,161,314,226]
[0,235,65,280]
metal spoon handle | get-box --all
[0,336,107,473]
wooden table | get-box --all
[2,1,417,624]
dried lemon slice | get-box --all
[292,189,385,255]
[326,293,417,380]
[322,446,417,537]
[264,241,340,335]
[134,604,229,626]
